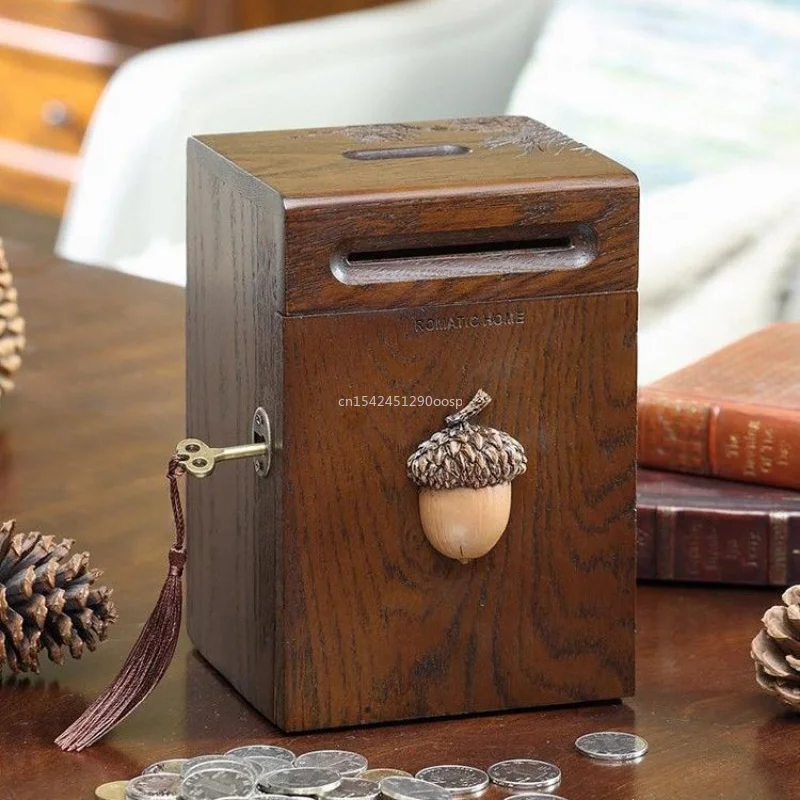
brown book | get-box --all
[637,468,800,585]
[638,323,800,490]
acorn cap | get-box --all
[407,390,527,491]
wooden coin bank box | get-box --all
[186,116,639,732]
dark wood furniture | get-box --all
[186,118,638,731]
[0,0,397,216]
[0,241,798,800]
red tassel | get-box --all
[55,457,187,752]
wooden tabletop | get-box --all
[0,242,797,800]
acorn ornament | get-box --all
[407,390,527,563]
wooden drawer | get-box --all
[0,2,191,50]
[0,46,108,155]
[63,0,194,27]
[0,162,70,216]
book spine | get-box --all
[636,504,800,585]
[636,507,657,579]
[638,391,800,490]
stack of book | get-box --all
[636,323,800,586]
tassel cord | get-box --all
[55,457,187,751]
[59,573,183,747]
[62,579,183,748]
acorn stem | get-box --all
[445,389,492,428]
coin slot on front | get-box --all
[331,224,596,285]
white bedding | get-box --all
[508,0,800,381]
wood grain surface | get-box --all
[279,294,637,729]
[188,118,638,731]
[0,243,798,800]
[186,150,282,722]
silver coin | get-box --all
[225,745,296,764]
[487,760,561,791]
[125,773,181,800]
[181,756,227,776]
[248,796,314,800]
[179,767,255,799]
[508,795,570,800]
[96,780,128,800]
[142,760,188,777]
[183,759,258,780]
[250,756,299,777]
[319,777,380,800]
[575,731,648,761]
[265,767,343,795]
[379,776,450,800]
[361,769,412,782]
[415,766,489,796]
[294,750,368,777]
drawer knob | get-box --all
[41,100,72,129]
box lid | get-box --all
[194,116,633,200]
[190,117,638,314]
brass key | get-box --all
[177,407,272,478]
[175,438,268,478]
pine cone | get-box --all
[0,238,26,398]
[0,520,117,674]
[751,584,800,710]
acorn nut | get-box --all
[407,390,527,562]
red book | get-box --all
[638,323,800,490]
[637,468,800,585]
